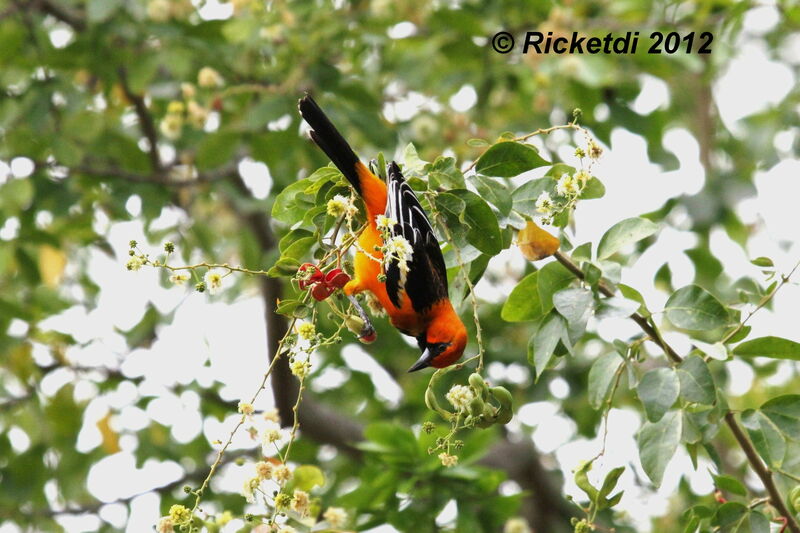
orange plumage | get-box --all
[299,96,467,371]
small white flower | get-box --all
[186,100,209,128]
[197,67,223,88]
[204,271,223,294]
[556,173,579,196]
[588,140,603,159]
[445,385,474,412]
[386,235,413,261]
[438,452,458,467]
[159,113,183,140]
[255,461,273,480]
[263,426,282,445]
[296,322,315,340]
[535,191,553,215]
[241,477,260,503]
[126,256,144,271]
[290,358,311,379]
[273,464,292,484]
[156,516,174,533]
[263,408,280,424]
[376,214,395,229]
[180,82,196,100]
[504,517,532,533]
[326,194,353,217]
[574,170,591,184]
[291,489,310,515]
[170,273,189,285]
[238,401,254,416]
[323,507,348,528]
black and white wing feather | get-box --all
[384,162,449,313]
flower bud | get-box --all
[344,315,365,334]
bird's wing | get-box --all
[384,162,449,313]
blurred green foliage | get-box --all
[1,0,800,532]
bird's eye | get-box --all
[432,342,450,355]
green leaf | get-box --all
[760,395,800,440]
[741,409,786,468]
[88,0,122,22]
[529,312,569,379]
[677,356,716,405]
[597,217,658,260]
[291,465,325,491]
[638,368,680,422]
[501,272,542,322]
[750,257,774,268]
[745,510,771,533]
[272,178,315,224]
[196,132,238,170]
[693,340,729,361]
[537,261,574,311]
[580,177,606,200]
[450,190,502,255]
[426,156,465,189]
[469,175,512,215]
[435,192,466,218]
[475,141,550,177]
[553,287,593,341]
[712,474,747,497]
[733,336,800,361]
[665,285,731,330]
[595,296,640,319]
[588,352,623,409]
[711,502,747,529]
[597,466,625,510]
[281,236,316,261]
[638,410,682,487]
[362,423,418,459]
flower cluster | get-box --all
[326,194,358,219]
[158,69,219,141]
[535,169,597,225]
[374,214,414,285]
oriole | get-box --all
[298,95,467,372]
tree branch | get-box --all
[26,0,85,30]
[551,250,800,533]
[553,251,682,363]
[117,68,162,173]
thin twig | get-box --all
[553,250,682,364]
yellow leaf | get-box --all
[517,220,560,261]
[38,245,67,288]
[97,411,121,454]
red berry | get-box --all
[325,268,350,289]
[311,283,334,301]
[298,263,324,290]
[359,330,377,344]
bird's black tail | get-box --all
[298,95,362,194]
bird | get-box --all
[298,95,467,372]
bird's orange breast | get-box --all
[353,225,425,335]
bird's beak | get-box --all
[407,347,434,373]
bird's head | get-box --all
[407,306,468,372]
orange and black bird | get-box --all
[298,95,467,372]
